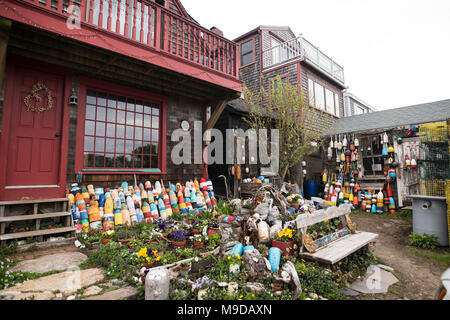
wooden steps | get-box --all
[0,198,74,245]
[0,227,76,241]
[0,212,71,222]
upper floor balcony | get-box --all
[0,0,241,93]
[262,34,345,87]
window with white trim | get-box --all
[307,77,340,116]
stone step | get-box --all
[83,286,139,300]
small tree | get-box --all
[243,76,328,182]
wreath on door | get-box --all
[24,81,53,113]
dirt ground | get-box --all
[350,212,450,300]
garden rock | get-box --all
[13,291,55,300]
[257,221,270,242]
[83,285,102,296]
[0,268,104,297]
[245,282,265,293]
[242,249,271,279]
[10,252,88,274]
[84,286,138,300]
[145,267,169,300]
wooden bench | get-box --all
[295,204,378,265]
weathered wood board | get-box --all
[295,204,352,229]
[299,231,378,265]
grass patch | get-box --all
[409,247,450,266]
[351,209,412,221]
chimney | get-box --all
[210,27,223,37]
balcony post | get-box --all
[0,18,11,93]
[154,5,161,49]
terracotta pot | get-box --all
[240,274,249,280]
[290,203,300,211]
[272,282,283,291]
[162,232,169,238]
[194,241,204,249]
[143,262,154,269]
[172,240,186,248]
[118,237,135,244]
[207,228,220,236]
[272,239,297,256]
[101,238,112,245]
[150,240,160,245]
[191,229,202,235]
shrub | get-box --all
[409,233,439,250]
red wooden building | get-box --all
[0,0,241,202]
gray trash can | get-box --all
[406,195,449,247]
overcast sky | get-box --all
[182,0,450,111]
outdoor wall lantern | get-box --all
[69,88,78,106]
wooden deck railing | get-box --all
[17,0,238,79]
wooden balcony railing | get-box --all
[262,34,345,86]
[12,0,239,80]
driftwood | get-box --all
[252,185,289,214]
[273,261,302,299]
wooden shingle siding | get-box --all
[239,34,261,91]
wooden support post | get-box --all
[0,205,5,240]
[0,18,11,93]
[204,99,228,132]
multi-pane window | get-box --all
[354,103,366,115]
[308,78,340,117]
[240,39,254,66]
[83,89,160,170]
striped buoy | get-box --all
[150,201,159,220]
[114,208,123,226]
[158,198,167,219]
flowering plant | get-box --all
[278,227,296,242]
[136,247,161,265]
[191,219,207,230]
[171,230,187,242]
[193,234,206,242]
[158,218,175,232]
[208,219,220,229]
[194,276,210,290]
[287,194,303,204]
[101,228,115,239]
[227,253,244,268]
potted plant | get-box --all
[137,247,161,269]
[115,226,136,244]
[193,234,205,249]
[272,281,283,291]
[207,219,221,236]
[286,194,303,211]
[272,227,298,256]
[179,261,191,277]
[158,219,175,238]
[239,267,250,280]
[101,229,115,245]
[128,238,143,249]
[190,219,206,235]
[171,230,187,248]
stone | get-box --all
[66,295,76,300]
[0,268,104,297]
[198,289,208,300]
[56,293,63,298]
[377,264,394,272]
[227,282,239,296]
[245,282,265,293]
[308,293,319,299]
[145,267,169,300]
[243,249,271,279]
[349,265,399,294]
[340,288,360,297]
[24,254,34,260]
[13,291,55,300]
[10,252,88,274]
[3,295,14,300]
[83,286,138,300]
[53,297,64,300]
[83,285,103,296]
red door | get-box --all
[0,58,70,201]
